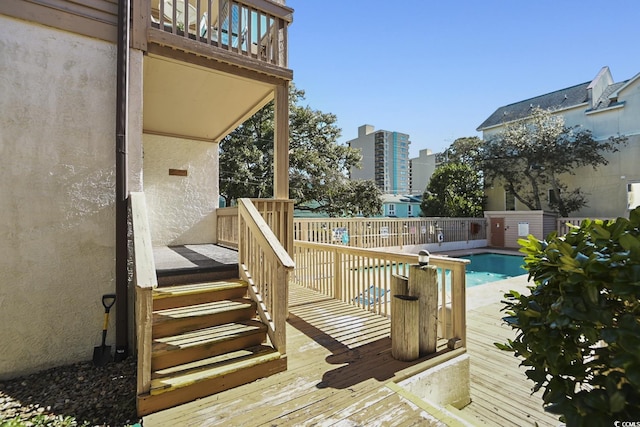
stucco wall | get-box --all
[143,135,219,246]
[0,16,117,378]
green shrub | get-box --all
[496,208,640,425]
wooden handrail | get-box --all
[237,198,293,354]
[130,192,158,400]
[293,240,465,270]
[239,199,294,269]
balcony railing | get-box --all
[142,0,293,69]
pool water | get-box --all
[460,253,526,287]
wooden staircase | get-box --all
[137,277,287,416]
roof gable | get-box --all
[609,72,640,99]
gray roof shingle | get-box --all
[589,81,627,110]
[477,74,632,131]
[477,82,590,130]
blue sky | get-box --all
[287,0,639,157]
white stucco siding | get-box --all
[0,16,117,378]
[143,135,219,246]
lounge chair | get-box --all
[354,286,388,307]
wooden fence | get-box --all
[556,216,615,235]
[293,217,486,248]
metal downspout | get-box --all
[115,0,130,362]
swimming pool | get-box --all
[460,253,526,287]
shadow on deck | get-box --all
[143,284,449,426]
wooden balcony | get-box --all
[138,0,293,150]
[132,0,293,80]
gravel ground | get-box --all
[0,358,141,426]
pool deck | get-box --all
[147,245,558,426]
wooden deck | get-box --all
[144,277,561,427]
[461,276,560,427]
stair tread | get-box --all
[150,345,282,394]
[154,299,255,321]
[152,320,266,354]
[153,280,246,300]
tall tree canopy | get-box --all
[421,163,484,217]
[441,136,483,169]
[219,86,382,217]
[478,108,627,217]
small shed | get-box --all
[484,211,557,249]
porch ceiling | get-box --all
[143,55,274,142]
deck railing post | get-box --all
[450,264,466,349]
[390,274,409,341]
[334,249,343,300]
[409,264,438,355]
[391,295,419,361]
[135,286,153,397]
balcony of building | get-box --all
[133,0,293,145]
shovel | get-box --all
[93,293,116,367]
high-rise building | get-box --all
[348,125,411,194]
[409,148,439,195]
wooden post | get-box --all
[391,295,419,361]
[390,274,409,341]
[273,83,289,199]
[409,264,438,355]
[450,264,466,349]
[334,250,343,300]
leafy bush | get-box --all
[497,208,640,425]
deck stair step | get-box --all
[137,277,286,416]
[152,298,257,339]
[138,345,287,416]
[151,320,268,370]
[153,279,248,310]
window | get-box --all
[407,205,413,217]
[548,188,560,205]
[388,204,396,216]
[628,183,640,209]
[505,190,515,211]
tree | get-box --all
[497,210,640,425]
[219,106,273,206]
[479,108,626,217]
[441,136,483,169]
[420,163,484,217]
[219,85,382,216]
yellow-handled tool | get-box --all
[93,294,116,367]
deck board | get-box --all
[462,277,560,427]
[144,280,562,427]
